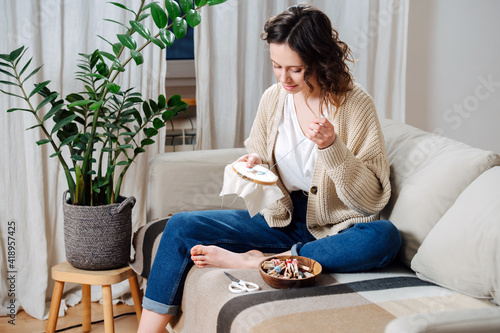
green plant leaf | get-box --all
[158,94,166,109]
[112,43,122,56]
[106,82,121,93]
[142,101,152,119]
[142,2,156,10]
[173,17,188,39]
[126,96,143,103]
[134,147,146,154]
[141,138,155,146]
[89,100,104,110]
[42,102,65,121]
[144,127,158,137]
[22,65,43,83]
[195,0,207,7]
[151,3,168,29]
[153,118,164,129]
[36,92,58,111]
[130,50,144,65]
[68,99,95,108]
[167,94,183,106]
[26,123,42,130]
[104,132,117,140]
[0,61,12,68]
[96,61,110,76]
[0,53,10,62]
[172,102,189,114]
[179,0,193,13]
[130,20,151,39]
[131,109,142,126]
[137,13,150,22]
[0,80,18,86]
[66,93,84,105]
[207,0,227,5]
[51,114,78,134]
[1,89,24,99]
[104,18,130,31]
[84,72,109,81]
[149,37,165,49]
[117,34,137,50]
[186,9,201,28]
[18,57,33,77]
[97,35,117,52]
[118,144,134,149]
[7,107,32,113]
[36,139,51,146]
[99,51,121,65]
[149,99,159,112]
[116,161,129,166]
[159,29,175,47]
[9,46,25,62]
[0,68,16,78]
[60,134,78,147]
[71,154,84,161]
[14,48,28,67]
[108,2,135,15]
[112,63,126,72]
[50,151,63,158]
[119,131,136,136]
[29,80,51,98]
[165,0,181,18]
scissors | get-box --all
[224,272,260,294]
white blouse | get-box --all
[274,94,320,193]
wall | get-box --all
[406,0,500,154]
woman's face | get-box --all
[269,43,315,96]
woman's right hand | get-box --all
[236,153,262,168]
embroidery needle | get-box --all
[266,137,308,173]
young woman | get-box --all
[138,4,401,332]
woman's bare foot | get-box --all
[190,245,265,269]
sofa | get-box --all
[131,119,500,332]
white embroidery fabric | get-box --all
[220,163,284,217]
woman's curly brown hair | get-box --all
[261,4,354,114]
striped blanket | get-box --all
[131,219,495,333]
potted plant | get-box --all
[0,0,226,270]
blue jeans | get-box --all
[142,191,401,315]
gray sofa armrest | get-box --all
[147,148,247,222]
[385,307,500,333]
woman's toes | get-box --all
[190,244,204,256]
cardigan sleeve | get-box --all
[318,86,391,216]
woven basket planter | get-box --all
[63,191,136,270]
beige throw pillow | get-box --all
[380,119,500,265]
[411,167,500,303]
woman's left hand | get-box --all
[306,117,336,149]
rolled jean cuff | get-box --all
[291,242,303,256]
[142,296,179,316]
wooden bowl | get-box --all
[258,255,322,289]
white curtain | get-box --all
[195,0,409,149]
[0,0,166,320]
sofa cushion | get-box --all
[411,167,500,304]
[147,148,247,221]
[380,119,500,265]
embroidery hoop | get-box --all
[231,162,278,186]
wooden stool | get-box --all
[46,261,143,333]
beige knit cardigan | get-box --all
[245,82,391,239]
